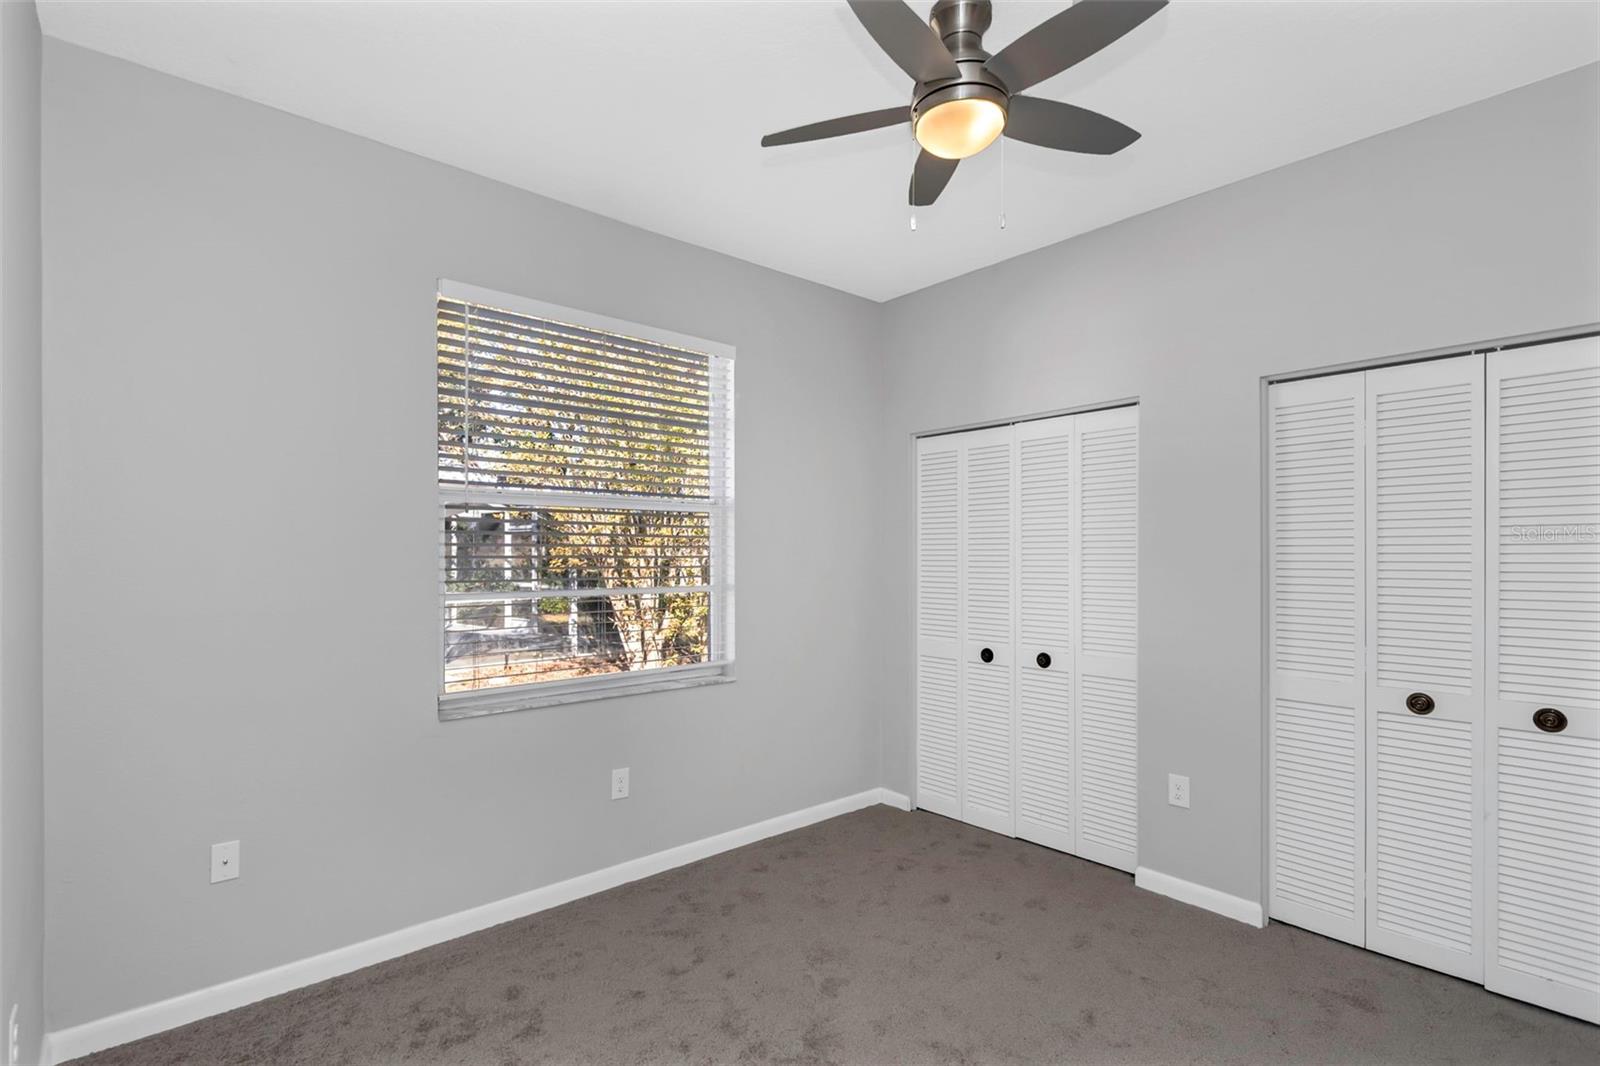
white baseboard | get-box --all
[876,787,911,811]
[42,788,900,1065]
[1135,866,1266,928]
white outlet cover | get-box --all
[611,768,629,800]
[1168,774,1191,809]
[211,840,240,883]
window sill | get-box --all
[438,663,736,721]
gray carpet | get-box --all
[73,806,1598,1065]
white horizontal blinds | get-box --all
[1015,417,1075,852]
[961,427,1016,836]
[445,594,713,692]
[1364,355,1484,983]
[438,297,722,497]
[437,285,732,698]
[1486,339,1600,1022]
[708,344,734,664]
[1267,374,1365,945]
[439,505,716,693]
[444,507,710,597]
[916,435,963,820]
[1073,406,1138,872]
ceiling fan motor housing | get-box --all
[914,0,1008,126]
[929,0,993,61]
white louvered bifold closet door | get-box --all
[1364,355,1485,983]
[961,425,1018,836]
[915,410,1138,865]
[1267,374,1366,946]
[1072,406,1140,873]
[915,434,963,821]
[1485,339,1600,1023]
[1014,416,1077,853]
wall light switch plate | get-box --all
[1168,774,1190,809]
[211,840,240,883]
[611,767,629,800]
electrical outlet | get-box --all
[1168,773,1190,809]
[8,1002,19,1066]
[211,840,241,883]
[611,767,630,800]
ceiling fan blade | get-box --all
[760,106,908,148]
[1004,96,1140,155]
[848,0,960,85]
[909,150,959,207]
[985,0,1167,95]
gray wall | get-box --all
[1,1,45,1060]
[878,63,1600,903]
[41,41,887,1029]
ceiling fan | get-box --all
[761,0,1167,206]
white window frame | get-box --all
[436,279,735,720]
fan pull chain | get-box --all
[999,136,1007,231]
[910,137,918,231]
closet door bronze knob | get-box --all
[1533,708,1567,733]
[1405,692,1435,715]
[1037,652,1052,669]
[980,648,994,664]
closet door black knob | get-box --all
[1036,652,1052,669]
[979,648,994,663]
[1405,692,1434,715]
[1533,708,1567,733]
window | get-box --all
[436,281,734,718]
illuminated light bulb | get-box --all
[915,98,1006,160]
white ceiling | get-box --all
[37,1,1600,302]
